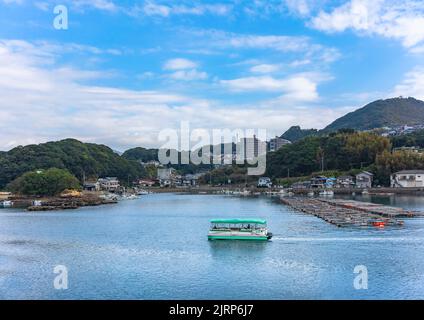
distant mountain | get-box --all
[281,126,318,142]
[323,97,424,132]
[0,139,145,188]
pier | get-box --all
[280,197,412,227]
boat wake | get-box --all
[271,236,424,242]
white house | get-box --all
[97,177,120,192]
[258,177,272,188]
[335,175,354,188]
[356,171,373,188]
[391,170,424,188]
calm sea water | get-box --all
[1,193,424,300]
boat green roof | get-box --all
[210,219,267,225]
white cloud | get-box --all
[72,0,118,12]
[34,1,49,11]
[222,33,312,52]
[250,64,281,74]
[143,1,171,17]
[290,59,311,67]
[128,1,232,18]
[185,29,341,64]
[393,67,424,100]
[169,69,208,81]
[409,45,424,55]
[0,39,343,151]
[310,0,424,49]
[220,75,319,102]
[285,0,311,16]
[1,0,24,4]
[163,58,197,70]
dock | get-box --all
[280,197,411,227]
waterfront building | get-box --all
[257,177,272,188]
[310,176,327,189]
[136,179,157,187]
[83,181,100,191]
[391,170,424,188]
[182,174,198,187]
[355,171,374,188]
[269,137,291,152]
[0,192,11,200]
[292,181,311,189]
[157,168,176,187]
[97,177,120,192]
[335,176,355,188]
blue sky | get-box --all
[1,0,424,151]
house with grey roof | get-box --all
[356,171,373,188]
[391,170,424,188]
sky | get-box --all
[1,0,424,151]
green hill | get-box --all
[281,126,318,142]
[122,147,159,162]
[323,97,424,132]
[0,139,145,188]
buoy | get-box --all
[373,221,386,228]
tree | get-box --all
[7,168,81,196]
[374,150,424,186]
[266,131,391,178]
[0,139,145,188]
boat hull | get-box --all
[208,232,272,241]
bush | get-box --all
[7,168,81,196]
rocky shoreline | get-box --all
[7,193,118,212]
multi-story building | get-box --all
[239,135,267,160]
[269,137,291,152]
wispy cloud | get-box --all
[310,0,424,50]
[220,75,320,102]
[126,1,232,18]
[163,58,197,70]
[72,0,119,12]
[393,67,424,100]
[250,64,281,74]
[0,39,343,150]
[168,69,208,81]
[181,29,341,64]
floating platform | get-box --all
[280,197,413,227]
[319,199,418,218]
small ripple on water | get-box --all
[272,237,424,242]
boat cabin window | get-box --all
[211,223,265,230]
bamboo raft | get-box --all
[319,199,418,218]
[280,197,408,227]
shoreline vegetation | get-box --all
[7,192,117,212]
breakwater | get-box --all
[280,197,412,227]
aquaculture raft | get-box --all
[280,197,412,227]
